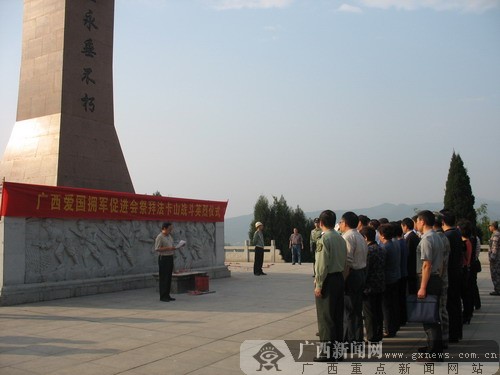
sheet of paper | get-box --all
[176,240,186,249]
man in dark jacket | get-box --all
[440,209,463,343]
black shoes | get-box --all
[489,291,500,296]
[160,297,176,302]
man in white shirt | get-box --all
[339,211,368,345]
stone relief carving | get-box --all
[25,219,217,283]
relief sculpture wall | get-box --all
[0,184,229,305]
[24,219,219,283]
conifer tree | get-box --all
[248,195,270,242]
[267,195,292,261]
[249,195,311,262]
[443,152,476,225]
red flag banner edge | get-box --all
[0,181,228,223]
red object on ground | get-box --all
[195,275,209,292]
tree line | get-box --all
[248,152,495,261]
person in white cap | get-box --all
[253,222,266,276]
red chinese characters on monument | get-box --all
[0,182,227,223]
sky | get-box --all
[1,0,499,219]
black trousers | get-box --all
[461,267,474,322]
[421,274,443,354]
[407,275,418,295]
[158,255,174,300]
[254,246,264,275]
[399,276,408,326]
[316,272,344,343]
[383,281,400,336]
[344,268,366,343]
[363,292,383,342]
[447,271,463,341]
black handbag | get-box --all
[471,258,482,273]
[406,294,440,324]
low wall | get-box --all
[224,240,284,263]
[0,216,230,305]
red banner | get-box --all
[0,182,228,222]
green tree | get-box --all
[443,152,476,225]
[249,195,311,262]
[268,195,292,261]
[476,203,491,244]
[248,195,271,243]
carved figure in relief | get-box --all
[185,222,204,262]
[98,221,127,269]
[70,220,105,270]
[202,223,217,263]
[168,222,187,270]
[40,219,79,268]
[116,223,134,267]
[132,220,154,249]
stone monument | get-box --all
[0,1,231,306]
[0,0,134,192]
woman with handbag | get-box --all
[457,220,474,325]
[470,229,482,310]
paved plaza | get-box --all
[1,254,499,375]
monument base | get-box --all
[0,184,230,306]
[0,273,156,306]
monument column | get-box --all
[0,0,134,193]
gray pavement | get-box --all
[1,254,499,375]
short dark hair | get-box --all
[417,210,435,227]
[391,221,403,237]
[319,210,336,229]
[358,215,370,227]
[434,212,443,228]
[491,221,499,230]
[379,217,389,224]
[162,222,172,230]
[360,226,376,242]
[369,219,380,230]
[378,223,394,240]
[342,211,359,229]
[401,217,414,230]
[440,209,456,226]
[457,219,472,238]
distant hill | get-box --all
[224,199,500,245]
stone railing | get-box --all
[224,240,285,263]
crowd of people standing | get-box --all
[305,209,496,362]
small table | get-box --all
[153,271,208,294]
